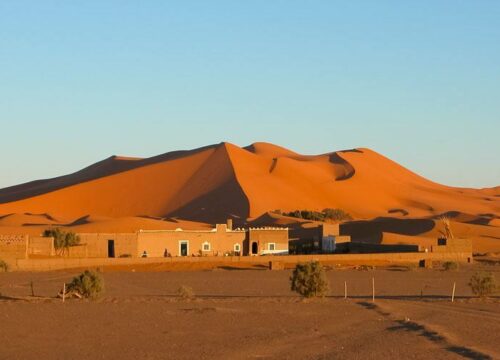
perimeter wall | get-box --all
[9,251,473,272]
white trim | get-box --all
[202,241,211,252]
[178,240,189,256]
[234,243,241,252]
[140,228,246,234]
[261,249,288,255]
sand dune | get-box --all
[0,142,498,249]
[0,141,497,222]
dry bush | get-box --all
[442,261,459,271]
[357,265,375,271]
[468,272,496,298]
[290,261,329,298]
[177,285,195,300]
[439,216,454,240]
[67,270,104,299]
[0,259,8,272]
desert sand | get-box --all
[0,142,498,251]
[1,264,499,359]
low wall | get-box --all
[0,235,28,259]
[338,242,420,253]
[78,233,137,258]
[66,245,89,258]
[28,236,54,257]
[11,251,473,272]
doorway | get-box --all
[179,241,189,256]
[107,240,115,258]
[251,242,258,255]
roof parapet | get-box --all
[249,227,289,231]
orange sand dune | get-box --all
[0,144,247,222]
[0,142,498,249]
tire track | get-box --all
[357,301,495,360]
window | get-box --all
[179,241,189,256]
[268,243,276,251]
[202,242,211,251]
[234,243,241,252]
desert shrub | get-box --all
[119,253,132,258]
[43,228,80,254]
[442,261,459,271]
[322,208,353,222]
[439,216,454,240]
[67,270,104,299]
[357,265,375,271]
[468,272,497,298]
[0,259,8,272]
[290,261,329,298]
[283,208,352,223]
[177,285,195,300]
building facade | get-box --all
[73,222,289,258]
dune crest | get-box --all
[0,142,497,226]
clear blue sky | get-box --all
[1,1,499,189]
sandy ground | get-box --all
[1,264,499,360]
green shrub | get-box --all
[67,270,104,299]
[177,285,195,300]
[290,261,329,298]
[0,259,8,272]
[322,208,353,222]
[43,228,80,254]
[442,261,459,271]
[468,272,497,298]
[283,208,352,222]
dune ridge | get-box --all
[0,142,497,223]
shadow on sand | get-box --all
[356,300,493,360]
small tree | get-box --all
[0,259,8,272]
[469,272,496,298]
[43,228,80,255]
[66,270,104,299]
[290,261,329,298]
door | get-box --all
[107,240,115,258]
[179,241,189,256]
[251,242,258,255]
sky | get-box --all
[1,1,499,189]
